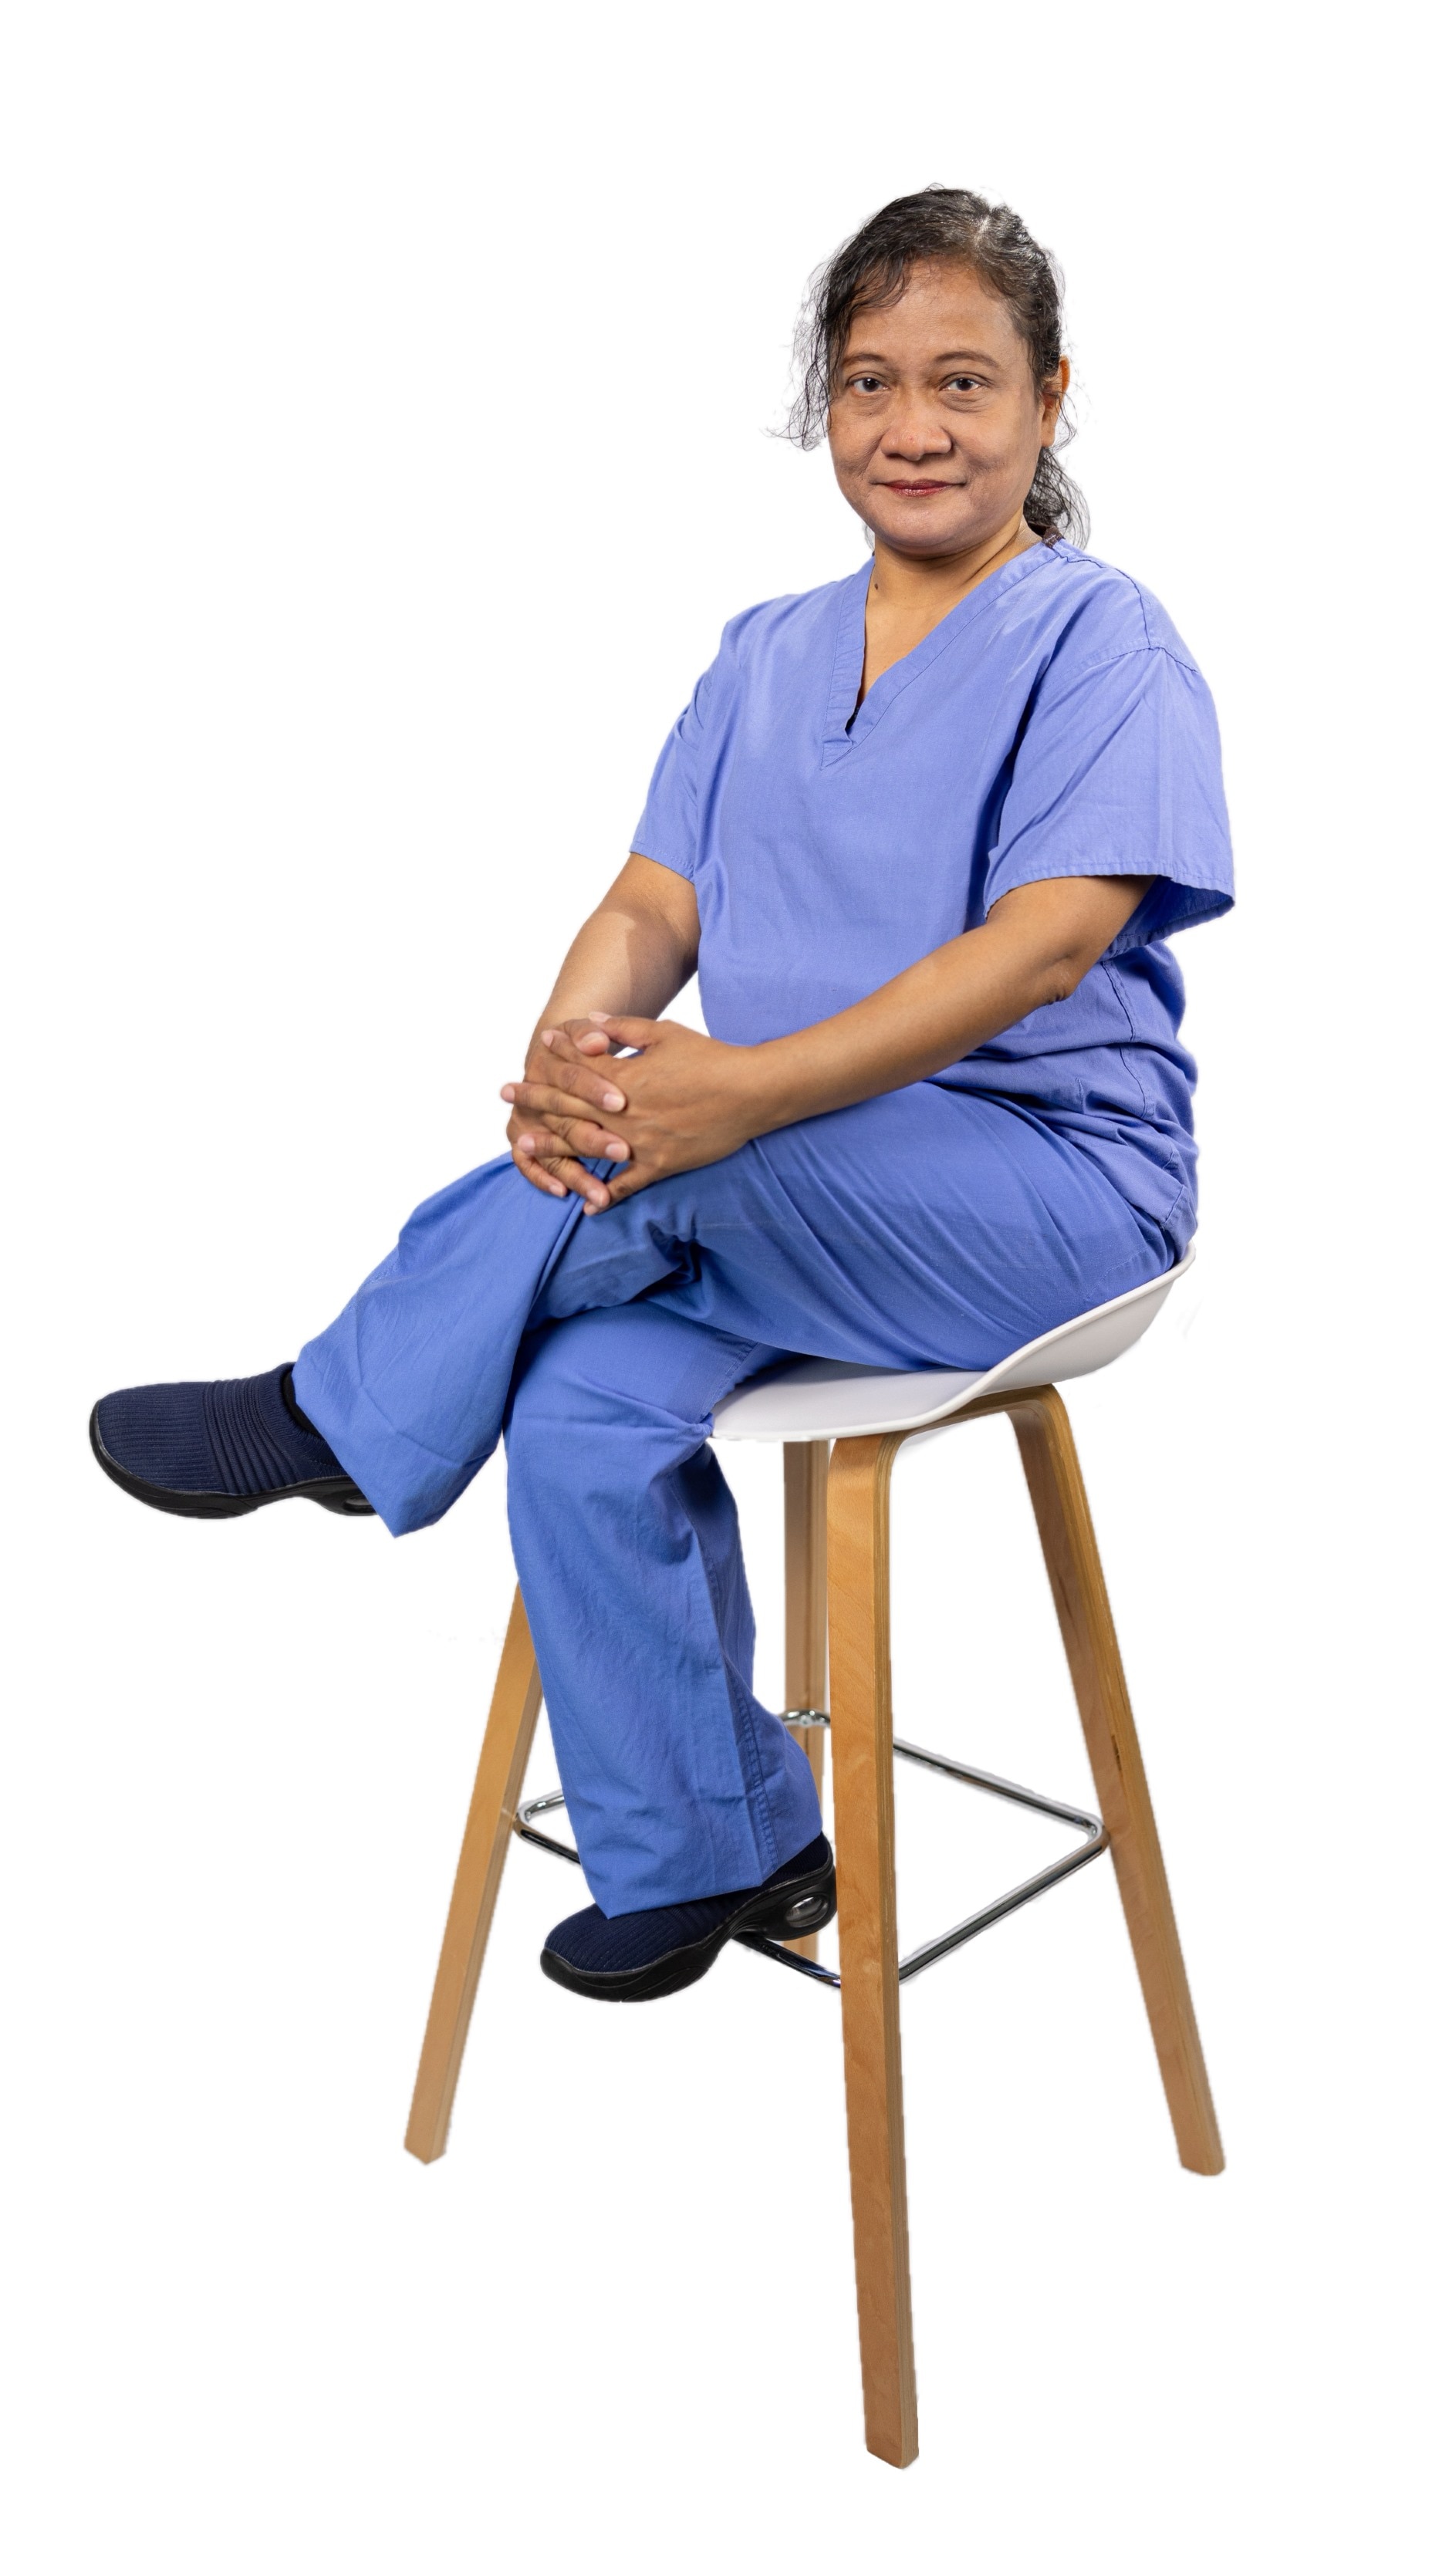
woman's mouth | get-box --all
[882,480,957,497]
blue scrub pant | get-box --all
[293,1085,1170,1916]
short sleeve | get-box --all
[631,662,714,882]
[985,645,1234,954]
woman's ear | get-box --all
[1040,353,1070,446]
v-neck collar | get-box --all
[822,540,1055,761]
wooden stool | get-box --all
[404,1251,1224,2468]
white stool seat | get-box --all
[712,1244,1194,1443]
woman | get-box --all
[91,188,1233,2002]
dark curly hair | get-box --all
[786,186,1086,546]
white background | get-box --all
[2,5,1441,2568]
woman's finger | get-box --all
[508,1113,611,1207]
[596,1160,660,1207]
[527,1111,630,1161]
[517,1052,630,1113]
[541,1023,621,1065]
[539,1025,627,1079]
[542,1021,614,1052]
[586,1012,659,1052]
[511,1141,568,1199]
[521,1102,629,1153]
[504,1093,630,1160]
[512,1138,610,1208]
[503,1079,630,1142]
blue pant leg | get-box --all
[288,1092,1162,1907]
[503,1304,819,1914]
[293,1148,768,1534]
[537,1085,1170,1369]
[295,1089,1169,1535]
[292,1156,584,1532]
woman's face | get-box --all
[827,262,1066,559]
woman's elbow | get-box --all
[1028,944,1097,1008]
[989,874,1150,1011]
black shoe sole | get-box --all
[539,1851,837,2003]
[89,1406,375,1519]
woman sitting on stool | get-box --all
[91,186,1234,2004]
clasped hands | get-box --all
[502,1014,768,1211]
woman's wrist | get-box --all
[732,1031,833,1136]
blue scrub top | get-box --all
[632,540,1234,1250]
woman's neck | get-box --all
[867,511,1036,616]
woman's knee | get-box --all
[506,1305,762,1453]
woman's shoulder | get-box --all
[711,568,863,662]
[1026,542,1203,675]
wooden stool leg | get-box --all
[405,1585,543,2166]
[783,1440,829,1959]
[1007,1389,1225,2176]
[828,1434,919,2469]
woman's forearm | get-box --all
[535,855,699,1037]
[744,874,1150,1130]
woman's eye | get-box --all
[944,375,984,394]
[847,375,887,393]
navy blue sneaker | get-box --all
[541,1833,836,2001]
[89,1366,373,1519]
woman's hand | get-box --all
[502,1020,635,1210]
[506,1012,768,1211]
[504,870,1153,1213]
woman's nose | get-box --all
[880,402,954,461]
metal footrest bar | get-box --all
[512,1708,1107,1990]
[514,1791,583,1865]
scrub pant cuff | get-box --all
[291,1349,482,1535]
